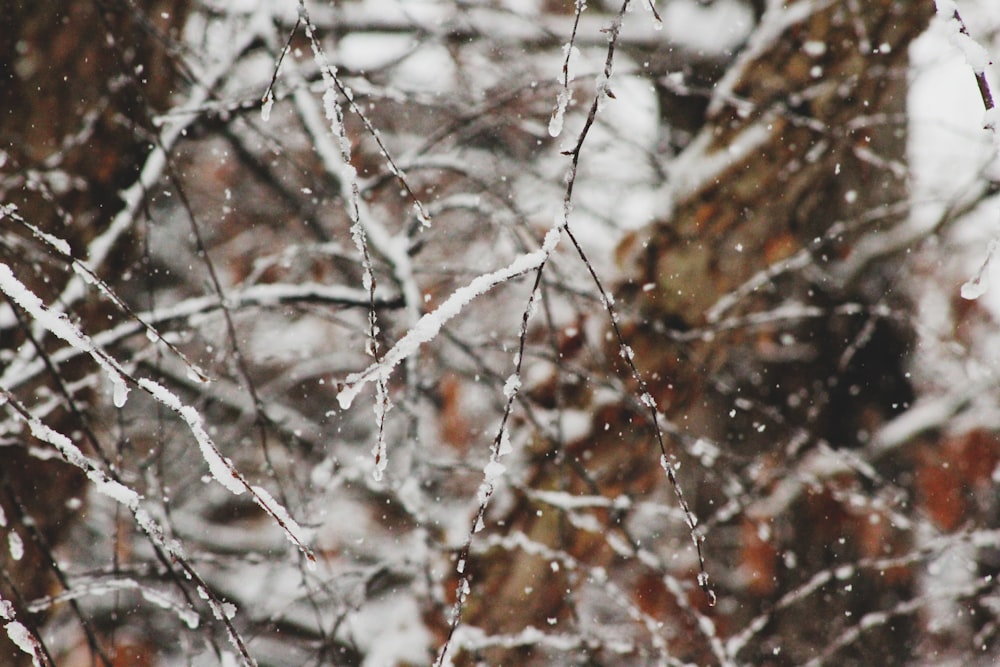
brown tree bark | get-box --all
[460,1,934,665]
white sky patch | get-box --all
[909,10,1000,310]
[987,106,1000,147]
[339,32,414,71]
[347,594,432,666]
[503,0,540,12]
[660,0,754,56]
[571,72,661,238]
[394,42,457,93]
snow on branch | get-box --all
[0,203,209,384]
[0,263,314,566]
[0,262,130,408]
[436,3,715,664]
[936,1,1000,300]
[0,281,391,394]
[0,390,257,666]
[27,577,199,631]
[294,0,401,479]
[134,378,314,563]
[547,1,585,139]
[0,591,44,667]
[937,1,996,97]
[337,228,562,410]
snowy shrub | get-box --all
[2,1,1000,665]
